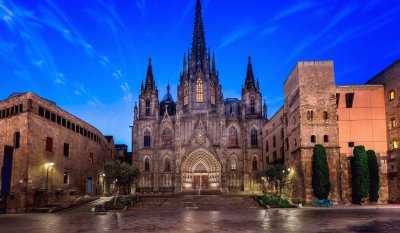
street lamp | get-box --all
[45,162,55,192]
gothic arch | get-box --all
[182,148,221,173]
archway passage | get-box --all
[181,148,221,190]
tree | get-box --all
[104,161,140,205]
[367,150,380,202]
[351,146,370,204]
[261,164,290,199]
[312,144,331,199]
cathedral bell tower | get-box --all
[177,0,222,114]
[241,56,263,119]
[139,58,159,119]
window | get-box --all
[273,136,276,148]
[165,158,171,172]
[389,90,395,101]
[184,81,189,105]
[51,113,56,122]
[311,111,314,120]
[348,142,354,147]
[67,121,71,129]
[210,81,216,105]
[391,118,397,128]
[323,111,328,120]
[251,129,258,146]
[63,171,69,184]
[144,129,151,147]
[294,138,297,147]
[39,107,45,117]
[57,116,61,125]
[336,93,340,108]
[231,159,237,170]
[252,157,258,170]
[250,96,255,114]
[145,100,150,116]
[324,135,329,142]
[392,140,399,150]
[265,140,269,152]
[45,110,50,119]
[162,128,172,146]
[89,153,94,164]
[62,118,66,127]
[311,135,316,143]
[228,127,238,146]
[345,93,355,108]
[307,111,314,120]
[145,158,150,171]
[14,132,20,148]
[63,143,69,157]
[281,128,284,139]
[196,77,203,102]
[46,137,53,152]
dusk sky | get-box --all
[1,0,399,150]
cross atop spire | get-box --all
[243,56,257,91]
[143,58,157,93]
[191,0,207,72]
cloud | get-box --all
[74,90,81,95]
[113,70,123,79]
[259,26,279,37]
[135,0,146,17]
[120,82,133,102]
[270,1,318,23]
[218,23,257,49]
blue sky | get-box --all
[1,0,399,150]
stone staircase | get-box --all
[132,194,263,210]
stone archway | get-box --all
[181,148,221,190]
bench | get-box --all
[313,199,333,207]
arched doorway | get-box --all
[181,148,221,190]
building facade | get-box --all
[132,1,267,193]
[0,92,114,213]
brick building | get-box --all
[0,92,114,213]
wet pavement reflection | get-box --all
[0,208,400,232]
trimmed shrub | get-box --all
[256,194,292,208]
[312,144,331,199]
[367,150,380,202]
[351,146,370,204]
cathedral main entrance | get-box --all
[181,148,221,191]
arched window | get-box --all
[229,127,238,146]
[252,157,258,170]
[389,90,395,101]
[323,111,328,120]
[162,128,172,146]
[231,159,237,170]
[311,135,316,143]
[164,158,171,172]
[251,129,258,146]
[250,96,255,114]
[184,81,188,105]
[311,111,314,120]
[145,100,150,116]
[273,136,276,148]
[144,157,150,171]
[144,129,151,147]
[196,77,203,102]
[392,140,398,150]
[324,135,329,142]
[210,81,216,105]
[265,140,269,152]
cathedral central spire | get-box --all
[143,58,157,94]
[191,0,207,72]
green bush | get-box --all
[312,144,331,199]
[367,150,380,202]
[256,194,292,208]
[351,146,370,204]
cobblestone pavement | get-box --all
[1,196,400,233]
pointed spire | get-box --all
[191,0,207,72]
[256,78,260,91]
[211,52,216,75]
[244,56,257,92]
[263,99,267,119]
[183,53,187,75]
[144,58,156,93]
[141,80,144,92]
[167,82,170,94]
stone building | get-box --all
[367,59,400,203]
[0,92,114,213]
[132,0,267,193]
[263,61,396,204]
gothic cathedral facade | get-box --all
[132,0,267,193]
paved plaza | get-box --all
[0,196,400,232]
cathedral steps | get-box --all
[132,195,263,210]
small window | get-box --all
[311,135,316,143]
[323,111,328,120]
[231,159,237,170]
[145,158,150,171]
[51,113,56,122]
[250,96,255,114]
[336,93,340,108]
[251,129,258,146]
[14,132,20,148]
[67,121,71,129]
[57,116,61,125]
[273,136,276,148]
[391,118,397,128]
[144,130,151,147]
[252,157,258,170]
[46,137,53,152]
[392,140,399,150]
[324,135,329,142]
[62,118,66,127]
[45,110,50,120]
[164,158,171,172]
[89,153,94,164]
[389,90,395,101]
[348,142,354,148]
[19,104,23,113]
[265,140,269,152]
[345,93,355,108]
[63,171,69,184]
[63,143,69,157]
[39,107,45,117]
[71,123,75,131]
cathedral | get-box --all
[132,0,267,193]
